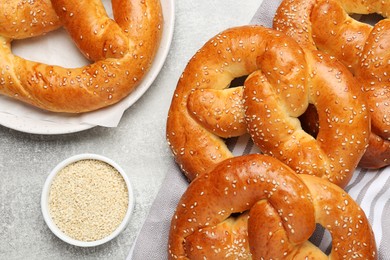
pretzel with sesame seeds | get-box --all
[1,0,61,39]
[166,25,369,187]
[0,0,162,113]
[168,154,377,259]
[273,0,390,169]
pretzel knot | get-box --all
[168,154,377,259]
[274,0,390,169]
[167,25,369,187]
[0,0,163,113]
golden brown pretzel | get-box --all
[273,0,390,169]
[244,48,369,188]
[0,0,162,113]
[168,154,377,259]
[166,25,369,187]
[1,0,61,39]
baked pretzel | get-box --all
[273,0,390,169]
[166,25,369,187]
[0,0,162,113]
[168,154,377,259]
[1,0,61,39]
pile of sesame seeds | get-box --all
[48,159,129,242]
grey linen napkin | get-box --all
[129,1,390,259]
[128,161,188,259]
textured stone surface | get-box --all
[0,1,259,259]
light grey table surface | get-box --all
[0,1,260,259]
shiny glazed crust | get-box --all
[0,0,163,113]
[166,25,370,187]
[1,0,61,39]
[168,154,377,259]
[274,0,390,169]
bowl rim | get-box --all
[41,153,135,247]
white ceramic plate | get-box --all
[0,0,175,135]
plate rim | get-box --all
[0,0,175,135]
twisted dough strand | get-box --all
[244,47,369,188]
[168,154,377,259]
[167,26,369,187]
[274,0,390,168]
[0,0,162,113]
[1,0,61,39]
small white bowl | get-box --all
[41,153,134,247]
